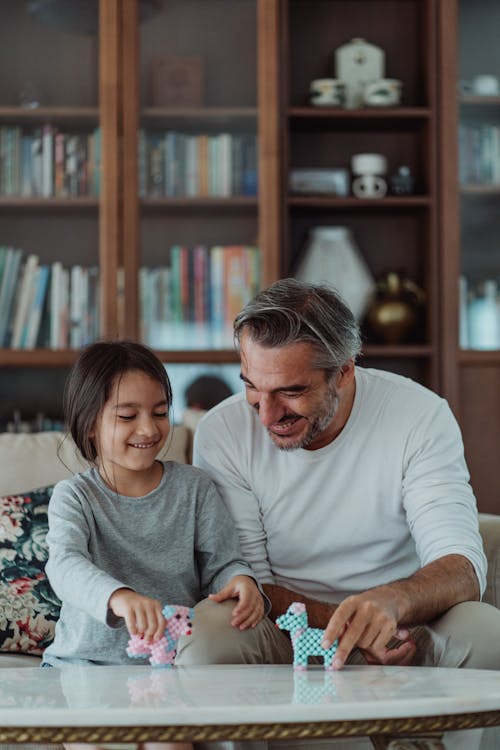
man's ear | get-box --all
[336,359,355,388]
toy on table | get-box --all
[276,602,338,671]
[126,604,194,667]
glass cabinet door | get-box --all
[458,0,500,352]
[0,0,103,430]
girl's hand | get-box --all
[209,575,265,630]
[108,588,166,641]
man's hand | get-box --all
[320,587,415,670]
[209,575,265,630]
[108,588,166,641]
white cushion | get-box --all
[0,426,190,496]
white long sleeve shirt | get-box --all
[193,367,486,602]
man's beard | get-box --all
[268,382,339,451]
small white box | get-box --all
[289,168,349,196]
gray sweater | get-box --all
[43,461,254,665]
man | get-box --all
[191,278,500,672]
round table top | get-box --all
[1,663,500,743]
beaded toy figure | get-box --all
[127,603,194,667]
[276,601,338,670]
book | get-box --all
[20,134,33,197]
[49,261,63,349]
[10,253,39,349]
[185,135,199,197]
[54,132,66,197]
[42,125,54,197]
[31,129,43,196]
[0,247,23,346]
[70,265,83,348]
[209,245,225,347]
[23,264,50,349]
[217,133,232,197]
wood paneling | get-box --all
[460,365,500,513]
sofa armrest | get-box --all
[479,512,500,608]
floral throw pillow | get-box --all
[0,487,61,655]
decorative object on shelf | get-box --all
[363,78,402,107]
[294,226,375,321]
[351,152,387,199]
[289,168,349,196]
[334,38,385,109]
[150,56,204,107]
[462,278,500,350]
[276,602,338,671]
[459,74,500,96]
[389,165,415,196]
[365,272,425,345]
[18,81,40,109]
[127,604,194,668]
[309,78,346,107]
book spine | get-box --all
[11,254,39,349]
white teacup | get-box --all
[363,78,402,107]
[310,78,346,107]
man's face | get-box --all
[239,332,353,451]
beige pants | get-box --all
[176,597,500,670]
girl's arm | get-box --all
[46,480,131,625]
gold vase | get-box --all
[366,272,425,345]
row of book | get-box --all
[0,125,101,198]
[458,123,500,185]
[0,246,99,350]
[0,243,261,351]
[138,130,258,198]
[140,245,261,349]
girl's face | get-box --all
[91,369,170,488]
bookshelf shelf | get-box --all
[460,185,500,195]
[0,349,79,367]
[0,345,436,367]
[288,107,433,120]
[362,345,434,359]
[0,198,99,210]
[0,349,242,367]
[142,107,257,125]
[288,196,432,209]
[0,106,99,124]
[154,350,240,365]
[458,350,500,366]
[459,95,500,106]
[140,197,258,211]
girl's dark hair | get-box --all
[64,340,172,462]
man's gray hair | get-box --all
[234,278,362,372]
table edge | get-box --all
[4,709,500,743]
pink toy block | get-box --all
[276,602,338,670]
[127,603,194,667]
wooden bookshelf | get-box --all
[0,0,498,513]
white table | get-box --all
[1,664,500,744]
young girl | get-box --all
[43,340,265,750]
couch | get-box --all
[1,430,499,750]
